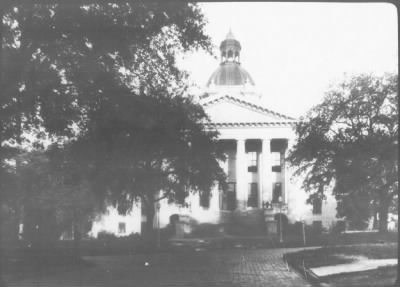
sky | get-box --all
[179,2,398,118]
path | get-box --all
[5,248,312,287]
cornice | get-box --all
[201,94,296,121]
[204,121,296,128]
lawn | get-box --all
[284,243,398,286]
[325,265,397,287]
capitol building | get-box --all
[89,31,339,237]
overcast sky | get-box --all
[179,2,398,118]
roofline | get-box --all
[202,94,296,121]
[204,121,297,128]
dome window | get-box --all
[227,50,234,61]
[235,51,239,62]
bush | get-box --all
[330,220,346,234]
[97,231,117,241]
[189,223,225,237]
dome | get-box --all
[207,62,255,86]
[206,30,255,87]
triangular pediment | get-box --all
[201,95,295,125]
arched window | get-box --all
[235,51,239,62]
[227,50,233,61]
[221,51,226,62]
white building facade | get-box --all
[90,32,339,237]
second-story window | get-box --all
[247,151,258,172]
[271,152,281,172]
[313,198,322,215]
[199,190,210,208]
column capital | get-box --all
[235,137,247,142]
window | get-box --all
[118,222,126,234]
[313,198,322,214]
[227,50,233,60]
[199,191,210,208]
[176,189,186,206]
[272,182,282,203]
[247,183,258,208]
[220,182,236,211]
[247,152,258,172]
[271,152,281,172]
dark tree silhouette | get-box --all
[0,0,223,268]
[288,73,398,232]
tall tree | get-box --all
[0,1,223,246]
[66,94,225,240]
[288,73,398,232]
[15,149,102,249]
[1,1,211,141]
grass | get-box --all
[286,243,397,268]
[325,266,397,287]
[284,242,398,287]
[3,252,95,280]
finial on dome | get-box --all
[226,28,235,40]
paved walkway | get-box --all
[5,248,312,287]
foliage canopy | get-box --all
[288,73,398,231]
[0,1,224,240]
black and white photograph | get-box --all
[0,1,398,286]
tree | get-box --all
[1,1,211,141]
[288,73,398,232]
[66,94,225,241]
[15,149,103,250]
[0,1,223,246]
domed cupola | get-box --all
[207,30,255,87]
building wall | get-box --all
[286,168,339,229]
[89,203,142,238]
[158,185,223,228]
[88,141,340,237]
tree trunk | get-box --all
[72,209,81,258]
[142,195,156,249]
[373,211,379,230]
[378,200,389,233]
[146,204,155,238]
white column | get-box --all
[258,150,263,208]
[236,138,247,209]
[261,138,272,204]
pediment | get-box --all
[202,95,295,125]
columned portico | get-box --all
[222,136,290,211]
[198,30,297,233]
